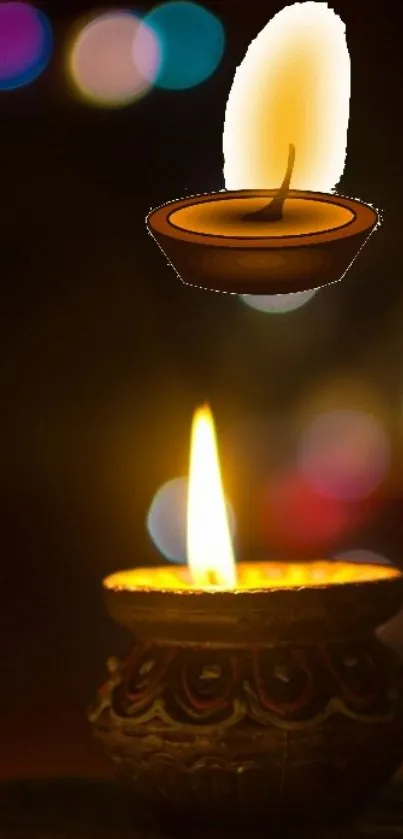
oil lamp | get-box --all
[147,3,379,295]
[89,405,403,833]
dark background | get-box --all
[1,0,403,778]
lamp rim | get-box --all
[147,189,378,250]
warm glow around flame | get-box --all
[187,405,236,589]
[105,562,400,593]
[223,2,350,192]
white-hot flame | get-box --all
[187,405,236,589]
[223,1,350,192]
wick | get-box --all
[206,569,219,587]
[242,143,296,223]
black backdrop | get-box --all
[1,0,403,775]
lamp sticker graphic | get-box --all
[147,1,379,295]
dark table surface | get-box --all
[1,776,403,839]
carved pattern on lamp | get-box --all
[90,640,401,731]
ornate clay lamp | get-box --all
[147,3,379,294]
[90,405,403,833]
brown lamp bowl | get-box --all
[89,562,403,833]
[147,190,379,295]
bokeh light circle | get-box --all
[0,2,53,90]
[147,476,236,563]
[299,409,390,501]
[261,470,355,553]
[241,290,317,314]
[144,1,225,90]
[69,11,160,108]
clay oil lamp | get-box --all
[147,2,379,295]
[89,405,403,834]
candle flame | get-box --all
[187,405,236,589]
[223,1,351,192]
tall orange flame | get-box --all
[187,405,236,589]
[223,1,350,192]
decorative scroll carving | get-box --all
[90,641,402,730]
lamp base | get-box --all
[3,776,403,836]
[89,636,403,832]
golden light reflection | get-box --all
[223,2,350,192]
[187,404,236,589]
[105,561,400,593]
[170,198,354,238]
